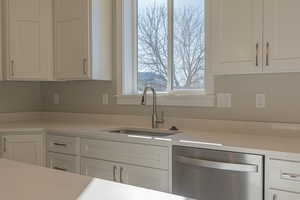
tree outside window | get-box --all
[137,0,205,92]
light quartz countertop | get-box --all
[0,159,190,200]
[0,119,300,157]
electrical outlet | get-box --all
[256,94,266,108]
[224,93,232,108]
[102,93,109,105]
[217,93,232,108]
[217,93,225,108]
[53,93,60,105]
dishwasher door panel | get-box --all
[172,146,264,200]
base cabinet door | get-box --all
[2,135,44,166]
[120,164,169,192]
[81,158,118,182]
[269,190,300,200]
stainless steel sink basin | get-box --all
[107,127,181,137]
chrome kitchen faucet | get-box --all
[141,87,164,129]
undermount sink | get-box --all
[107,127,181,137]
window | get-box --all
[118,0,214,106]
[137,0,205,92]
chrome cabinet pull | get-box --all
[120,167,124,183]
[82,58,88,75]
[10,60,15,76]
[281,172,300,181]
[266,42,270,66]
[3,137,6,153]
[256,43,259,66]
[113,166,117,182]
[53,167,67,171]
[53,142,67,147]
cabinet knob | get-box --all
[273,194,278,200]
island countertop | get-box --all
[0,159,190,200]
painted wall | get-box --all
[40,73,300,124]
[38,0,300,123]
[0,82,41,112]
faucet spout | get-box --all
[141,87,164,129]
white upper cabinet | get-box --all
[54,0,112,81]
[263,0,300,73]
[211,0,263,75]
[1,0,111,81]
[54,0,89,80]
[7,0,53,80]
[212,0,300,75]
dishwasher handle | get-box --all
[175,156,259,173]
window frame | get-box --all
[116,0,215,107]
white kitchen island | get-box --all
[0,159,190,200]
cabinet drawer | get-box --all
[47,135,79,155]
[47,152,79,173]
[270,159,300,193]
[269,189,300,200]
[81,139,169,170]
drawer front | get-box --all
[81,139,169,170]
[47,135,79,155]
[47,152,79,173]
[270,159,300,193]
[269,189,300,200]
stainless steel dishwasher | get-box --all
[173,146,264,200]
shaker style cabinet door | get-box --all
[81,158,118,182]
[54,0,90,80]
[120,164,169,193]
[211,0,263,75]
[2,135,44,166]
[7,0,53,80]
[263,0,300,73]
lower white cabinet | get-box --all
[2,134,44,166]
[120,163,169,192]
[81,158,169,192]
[81,158,118,182]
[269,189,300,200]
[268,157,300,200]
[47,152,80,173]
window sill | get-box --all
[116,93,215,107]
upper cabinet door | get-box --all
[264,0,300,73]
[8,0,53,80]
[211,0,263,74]
[54,0,90,80]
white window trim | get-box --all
[115,0,215,107]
